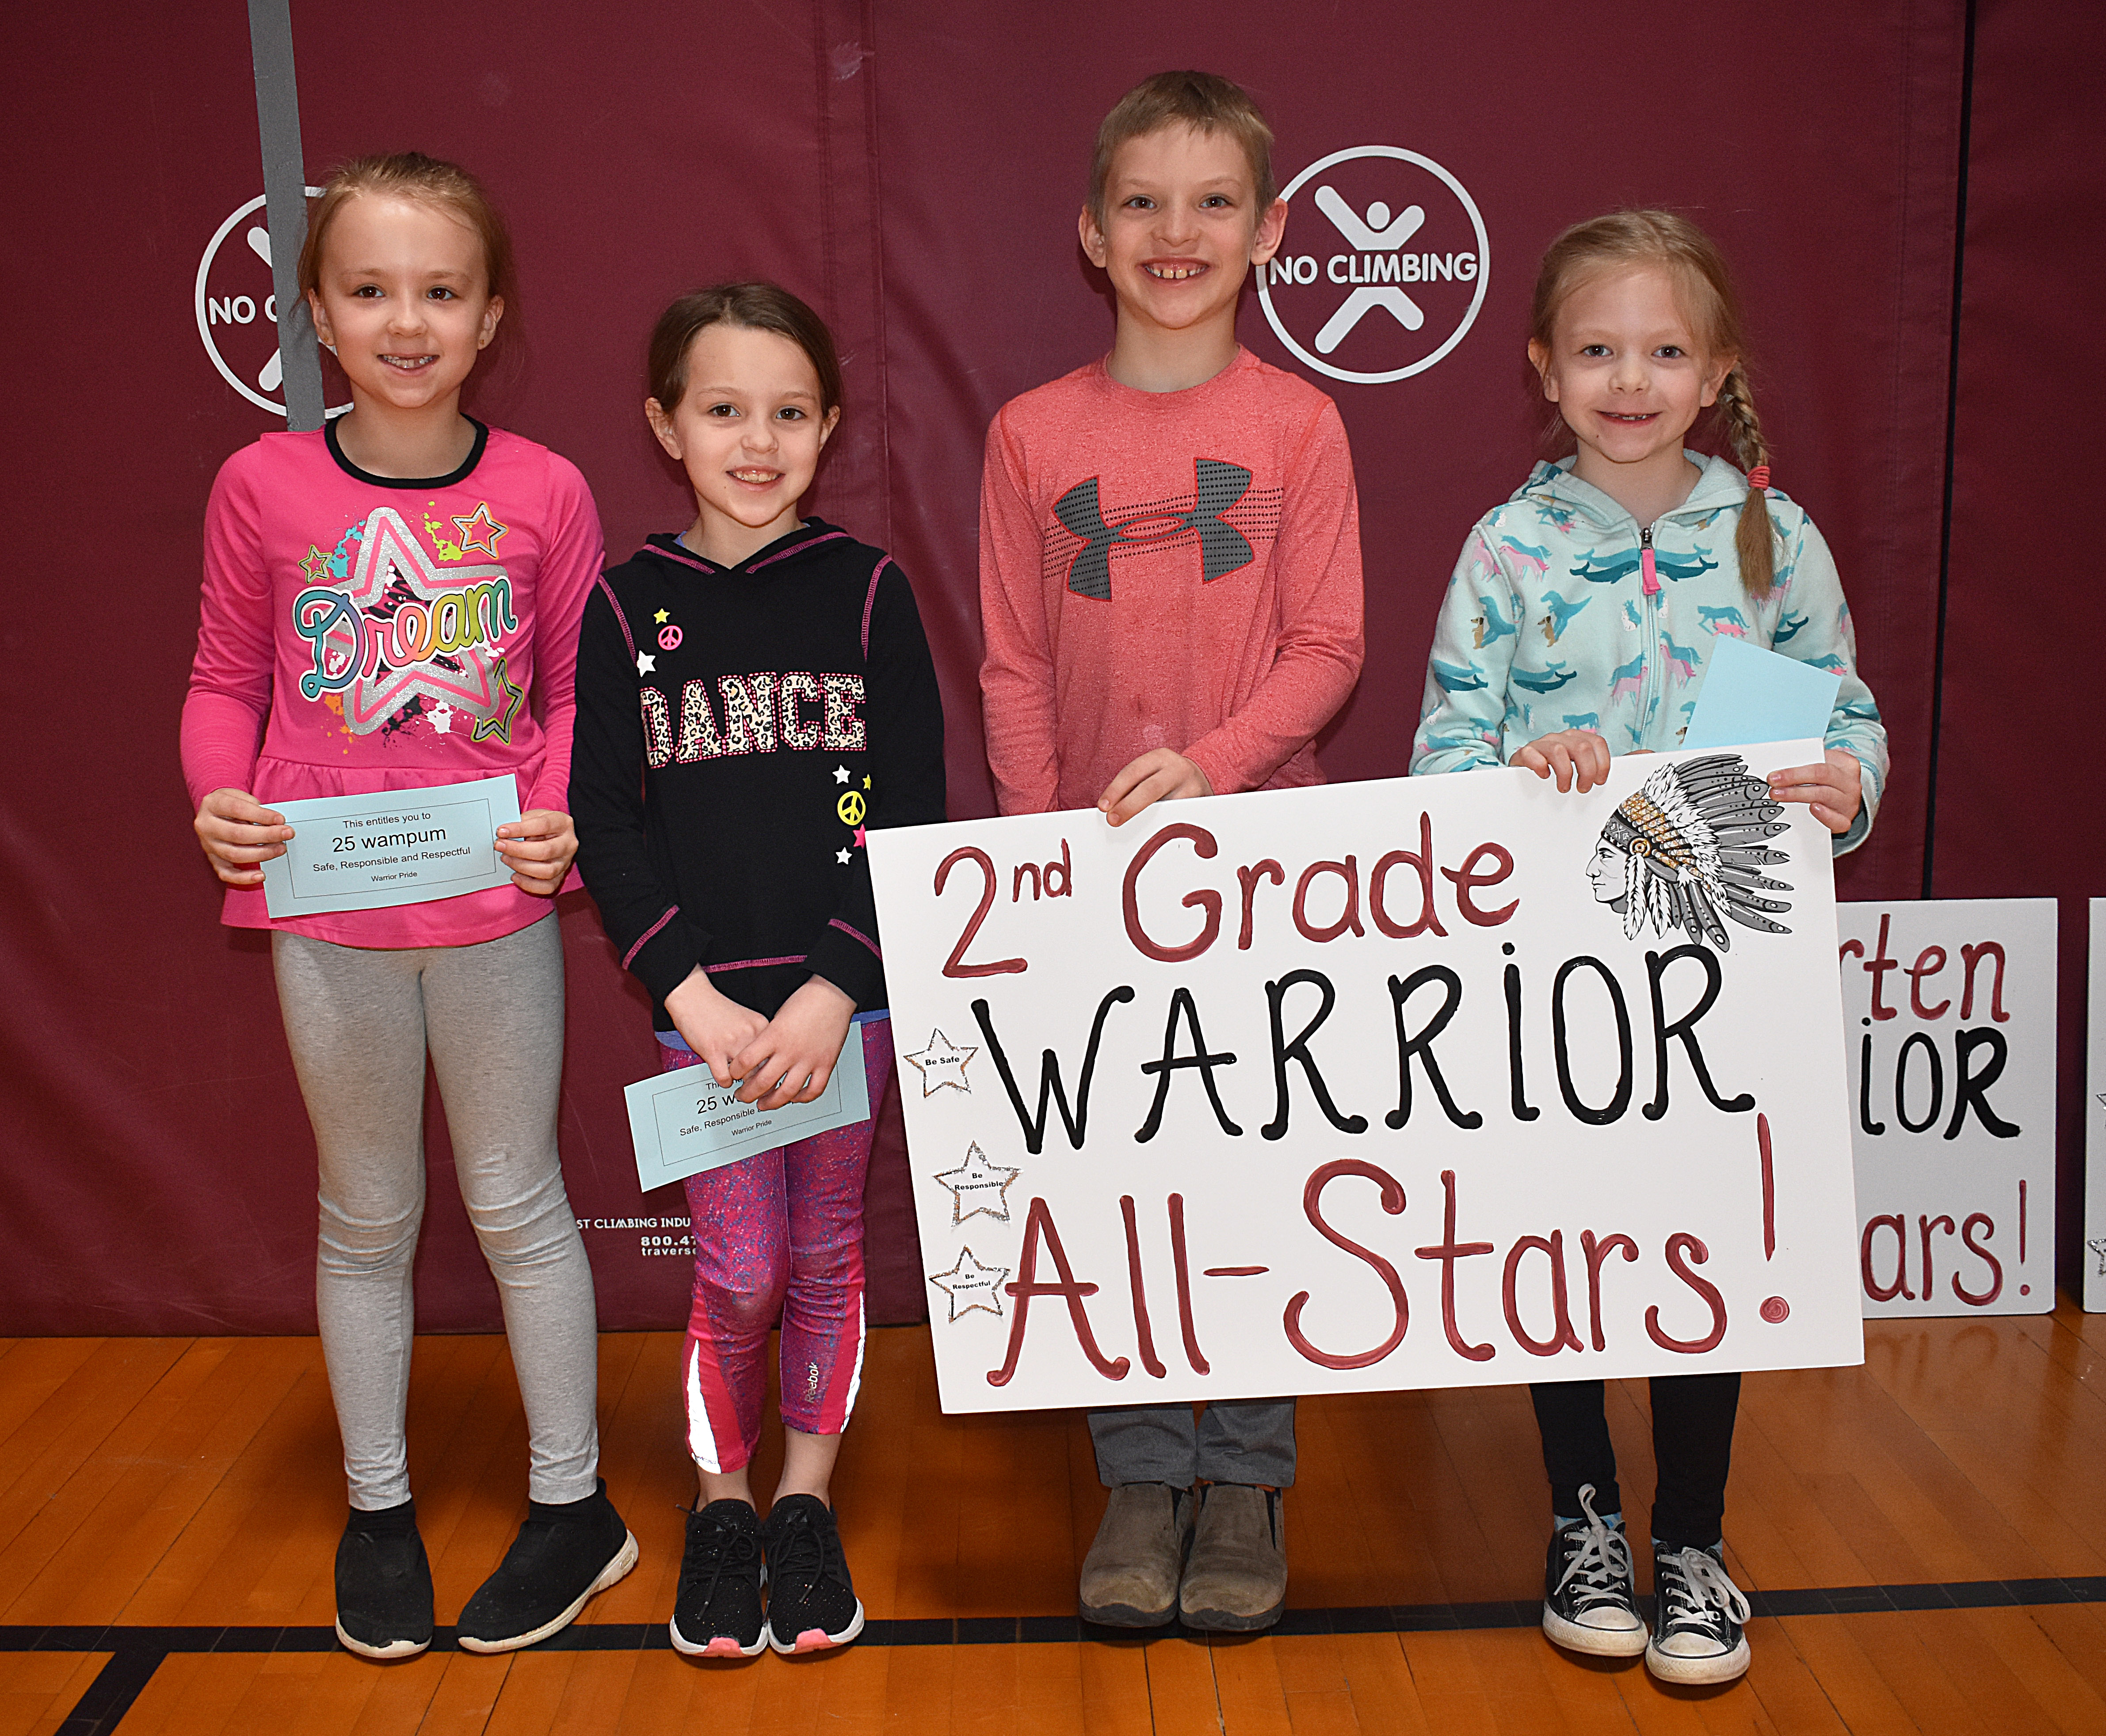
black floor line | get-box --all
[11,1576,2106,1733]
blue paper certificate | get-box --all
[626,1034,872,1192]
[259,774,523,918]
[1682,636,1842,753]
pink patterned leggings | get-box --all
[662,1016,894,1473]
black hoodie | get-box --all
[570,519,946,1028]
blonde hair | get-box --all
[297,152,517,334]
[1087,71,1276,231]
[1530,210,1776,598]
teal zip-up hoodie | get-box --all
[1409,452,1887,853]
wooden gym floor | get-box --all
[3,1304,2105,1734]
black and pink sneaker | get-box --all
[670,1499,767,1659]
[761,1494,864,1653]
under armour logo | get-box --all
[1053,459,1255,600]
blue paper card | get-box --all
[626,1035,872,1191]
[1683,636,1841,752]
[259,774,522,917]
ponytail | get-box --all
[1715,366,1775,599]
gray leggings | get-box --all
[273,915,599,1510]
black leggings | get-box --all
[1530,1372,1740,1552]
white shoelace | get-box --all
[1657,1546,1752,1633]
[1554,1485,1634,1610]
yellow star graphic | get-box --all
[470,656,527,744]
[653,609,670,624]
[450,502,508,558]
[300,544,334,584]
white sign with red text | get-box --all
[1839,900,2056,1317]
[868,745,1864,1413]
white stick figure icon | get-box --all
[1311,186,1427,353]
[245,225,284,392]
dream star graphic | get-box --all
[928,1246,1011,1321]
[931,1143,1021,1225]
[327,507,514,735]
[904,1029,977,1095]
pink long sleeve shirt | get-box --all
[180,420,603,947]
[978,349,1365,816]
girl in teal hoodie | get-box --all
[1412,209,1888,1687]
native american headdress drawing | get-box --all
[1593,754,1794,949]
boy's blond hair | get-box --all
[1087,71,1277,229]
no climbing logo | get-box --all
[195,189,347,419]
[1258,146,1490,386]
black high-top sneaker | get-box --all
[1645,1542,1752,1684]
[1541,1484,1646,1658]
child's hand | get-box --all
[497,808,578,895]
[665,969,770,1088]
[1098,750,1214,827]
[1768,750,1862,834]
[730,975,856,1111]
[1514,730,1612,793]
[194,788,292,886]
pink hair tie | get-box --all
[1746,465,1771,491]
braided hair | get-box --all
[1529,210,1778,598]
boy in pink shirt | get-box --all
[978,71,1365,1631]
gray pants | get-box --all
[274,915,599,1510]
[1088,1400,1297,1489]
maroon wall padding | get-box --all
[0,0,900,1335]
[1931,0,2106,1289]
[875,0,1965,901]
[10,0,2086,1338]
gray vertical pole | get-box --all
[247,0,324,430]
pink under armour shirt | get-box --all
[978,348,1365,815]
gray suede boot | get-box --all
[1179,1483,1286,1632]
[1079,1482,1193,1626]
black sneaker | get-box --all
[334,1499,433,1660]
[1541,1484,1646,1658]
[670,1499,766,1659]
[455,1477,638,1653]
[760,1494,863,1653]
[1646,1543,1752,1684]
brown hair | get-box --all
[1530,209,1776,598]
[1087,70,1277,231]
[297,152,517,318]
[646,282,843,418]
